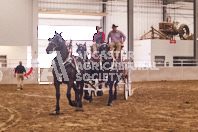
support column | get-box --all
[32,0,38,67]
[102,0,107,34]
[195,0,198,59]
[163,0,167,21]
[127,0,133,53]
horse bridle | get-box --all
[50,36,67,50]
[49,41,59,51]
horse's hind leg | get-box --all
[97,81,103,96]
[84,85,91,101]
[54,81,61,115]
[75,82,80,101]
[67,82,77,107]
[72,82,81,108]
[107,81,114,106]
[78,82,84,108]
[114,80,118,100]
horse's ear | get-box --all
[84,42,86,46]
[55,31,57,35]
[76,43,79,46]
[60,32,63,37]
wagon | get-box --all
[83,50,133,100]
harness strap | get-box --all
[63,52,72,65]
[62,52,77,72]
[72,56,80,73]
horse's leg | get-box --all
[107,81,114,106]
[89,90,93,103]
[67,81,77,107]
[114,80,119,100]
[54,80,61,115]
[75,82,80,102]
[84,85,90,101]
[97,81,103,96]
[78,82,84,108]
[73,82,81,108]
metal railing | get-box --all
[0,59,38,68]
[134,59,198,67]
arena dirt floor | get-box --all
[0,81,198,131]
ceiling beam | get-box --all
[39,10,108,16]
[164,0,194,5]
[102,0,108,33]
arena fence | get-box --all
[1,60,198,84]
[0,67,38,84]
[38,67,198,84]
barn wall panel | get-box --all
[0,0,35,46]
[183,67,198,80]
[0,68,38,84]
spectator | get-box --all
[107,24,126,60]
[14,61,27,90]
[93,26,105,56]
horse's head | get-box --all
[76,42,87,56]
[46,31,66,54]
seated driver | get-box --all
[107,24,126,61]
[93,26,105,56]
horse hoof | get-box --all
[107,103,113,106]
[70,100,77,107]
[54,110,60,115]
[97,91,103,96]
[77,103,82,108]
[83,96,90,101]
[75,108,84,112]
[88,98,93,103]
[114,96,117,100]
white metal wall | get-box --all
[39,0,103,13]
[0,0,38,69]
[105,1,127,51]
[131,67,198,82]
[0,0,36,46]
[0,46,29,68]
[38,15,102,27]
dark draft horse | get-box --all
[76,43,104,102]
[46,31,84,115]
[99,44,125,106]
[76,43,124,106]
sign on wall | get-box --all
[170,40,176,44]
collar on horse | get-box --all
[63,52,80,73]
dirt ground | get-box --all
[0,81,198,132]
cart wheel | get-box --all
[179,24,190,40]
[124,79,129,100]
[128,82,131,96]
[128,70,132,96]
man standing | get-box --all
[93,26,105,56]
[14,61,27,90]
[107,24,126,60]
